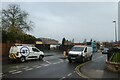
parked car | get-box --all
[102,48,109,54]
[9,45,44,62]
[68,45,93,63]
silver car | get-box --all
[102,48,109,54]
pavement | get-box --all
[79,53,120,78]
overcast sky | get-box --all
[2,2,118,43]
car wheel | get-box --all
[39,55,43,60]
[20,57,25,63]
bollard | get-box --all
[63,51,67,58]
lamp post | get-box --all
[113,20,117,42]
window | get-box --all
[71,47,84,51]
[32,48,39,52]
[84,47,87,52]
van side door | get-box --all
[32,47,40,59]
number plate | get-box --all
[71,57,76,59]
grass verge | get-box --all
[111,52,120,62]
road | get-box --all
[1,51,80,79]
[1,51,119,80]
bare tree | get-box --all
[2,4,33,33]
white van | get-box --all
[9,45,44,62]
[68,45,93,63]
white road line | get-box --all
[0,74,6,78]
[12,71,22,74]
[0,73,3,75]
[53,61,63,65]
[33,65,39,67]
[44,60,51,64]
[25,68,33,71]
[9,70,18,73]
[2,74,6,77]
[67,73,72,76]
[22,67,29,70]
[36,66,42,68]
[62,77,66,79]
[44,64,50,66]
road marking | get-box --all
[75,61,89,78]
[44,64,50,67]
[75,55,105,78]
[59,76,66,80]
[53,61,63,65]
[22,67,29,70]
[12,71,22,74]
[0,73,3,75]
[62,77,66,79]
[45,60,51,64]
[33,65,39,67]
[9,70,18,73]
[36,66,42,68]
[67,73,72,76]
[2,74,6,77]
[25,68,33,71]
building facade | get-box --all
[38,37,59,45]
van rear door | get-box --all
[9,46,17,54]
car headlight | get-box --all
[78,53,82,56]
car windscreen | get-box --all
[71,47,84,51]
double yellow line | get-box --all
[75,61,90,78]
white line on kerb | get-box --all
[25,68,33,71]
[12,71,22,74]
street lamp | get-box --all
[113,20,117,42]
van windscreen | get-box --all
[71,47,84,51]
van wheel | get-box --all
[82,57,85,62]
[39,55,43,60]
[89,55,92,61]
[19,57,25,63]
